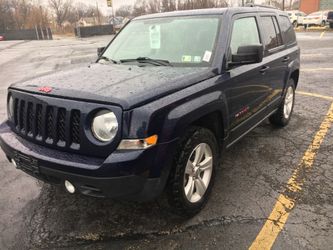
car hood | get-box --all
[10,63,215,110]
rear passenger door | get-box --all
[258,15,287,105]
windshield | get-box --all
[102,15,221,67]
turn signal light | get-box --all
[117,135,158,150]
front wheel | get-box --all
[269,79,295,127]
[293,21,298,28]
[166,127,219,217]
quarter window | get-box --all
[230,17,260,55]
[279,16,296,45]
[261,16,283,50]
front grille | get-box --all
[71,110,81,145]
[12,98,81,150]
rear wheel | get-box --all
[167,127,218,217]
[293,21,298,28]
[269,79,295,127]
[321,20,326,27]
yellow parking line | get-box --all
[320,31,326,39]
[249,102,333,250]
[297,91,333,101]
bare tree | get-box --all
[49,0,72,27]
[0,0,14,32]
[11,0,32,29]
[0,0,49,31]
[265,0,283,9]
[132,0,147,16]
[147,0,161,14]
[116,5,133,17]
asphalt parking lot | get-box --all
[0,32,332,249]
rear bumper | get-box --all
[303,20,322,25]
[0,122,178,200]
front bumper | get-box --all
[0,122,178,200]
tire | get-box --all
[269,79,295,127]
[293,21,298,28]
[330,23,333,29]
[321,20,326,27]
[166,126,219,217]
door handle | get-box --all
[282,56,290,62]
[260,66,270,74]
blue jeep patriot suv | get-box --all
[0,6,300,216]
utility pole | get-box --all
[112,0,115,18]
[242,0,245,7]
[96,1,101,25]
[282,0,285,10]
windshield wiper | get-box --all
[98,56,119,64]
[120,57,173,66]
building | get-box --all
[300,0,333,14]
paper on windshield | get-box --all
[203,51,212,62]
[149,25,161,49]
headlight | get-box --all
[91,110,118,142]
[8,95,14,120]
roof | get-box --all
[134,6,286,20]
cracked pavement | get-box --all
[0,32,332,249]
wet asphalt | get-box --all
[0,32,332,249]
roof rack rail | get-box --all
[245,3,280,10]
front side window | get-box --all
[279,16,296,45]
[261,16,283,51]
[229,17,260,55]
[102,16,221,67]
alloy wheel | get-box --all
[183,143,213,203]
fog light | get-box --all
[64,180,75,194]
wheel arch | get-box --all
[290,69,300,88]
[164,93,228,148]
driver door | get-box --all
[223,14,272,145]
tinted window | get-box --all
[230,17,260,55]
[279,16,296,45]
[328,11,333,19]
[261,16,283,50]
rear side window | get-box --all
[261,16,283,51]
[279,16,296,45]
[230,17,260,55]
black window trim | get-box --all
[279,14,297,47]
[225,13,262,68]
[259,14,285,56]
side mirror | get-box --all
[97,47,106,57]
[230,44,263,66]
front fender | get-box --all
[163,91,227,141]
[123,75,228,143]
